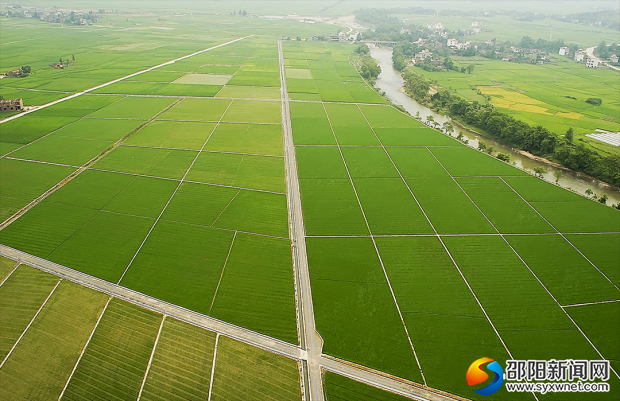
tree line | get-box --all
[355,44,381,83]
[402,70,620,188]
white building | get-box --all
[575,50,586,62]
[427,23,444,31]
[447,38,458,47]
[472,21,480,27]
[414,49,433,61]
[558,46,569,56]
[338,32,347,42]
[610,54,619,63]
[586,58,599,68]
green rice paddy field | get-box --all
[0,265,302,401]
[411,57,620,148]
[1,11,619,401]
[285,41,619,400]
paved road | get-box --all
[0,36,465,401]
[276,41,466,401]
[0,244,305,361]
[278,40,325,401]
[0,243,466,401]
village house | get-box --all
[338,32,347,42]
[574,50,586,62]
[6,69,23,77]
[0,98,23,111]
[427,23,444,31]
[414,49,433,62]
[610,54,619,63]
[558,46,569,56]
[447,38,458,47]
[586,58,599,68]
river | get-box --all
[368,46,620,205]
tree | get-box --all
[296,36,301,41]
[486,146,494,155]
[533,166,546,177]
[554,170,563,183]
[497,153,510,162]
[585,98,602,106]
[72,54,75,61]
[585,188,594,197]
[426,115,435,126]
[456,131,465,141]
[466,64,475,74]
[242,10,247,16]
[598,194,608,204]
[442,121,454,135]
[478,141,487,151]
[21,65,31,74]
[414,111,421,120]
[443,57,454,70]
[565,127,574,142]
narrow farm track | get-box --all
[0,98,182,232]
[0,244,306,361]
[0,35,253,125]
[0,244,465,401]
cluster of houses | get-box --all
[557,47,618,68]
[447,38,473,50]
[304,32,350,43]
[4,69,24,77]
[1,7,98,25]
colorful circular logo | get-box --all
[466,357,504,396]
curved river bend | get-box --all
[369,46,620,205]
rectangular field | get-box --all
[0,266,59,361]
[210,336,301,401]
[209,233,298,344]
[0,280,108,401]
[119,221,234,315]
[62,299,162,401]
[140,318,216,401]
[299,179,368,236]
[307,237,421,382]
[0,158,75,222]
[443,236,601,362]
[124,121,217,150]
[375,236,517,398]
[186,152,285,193]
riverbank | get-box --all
[367,45,620,205]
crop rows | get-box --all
[291,89,620,399]
[0,38,298,346]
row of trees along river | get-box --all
[366,45,620,206]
